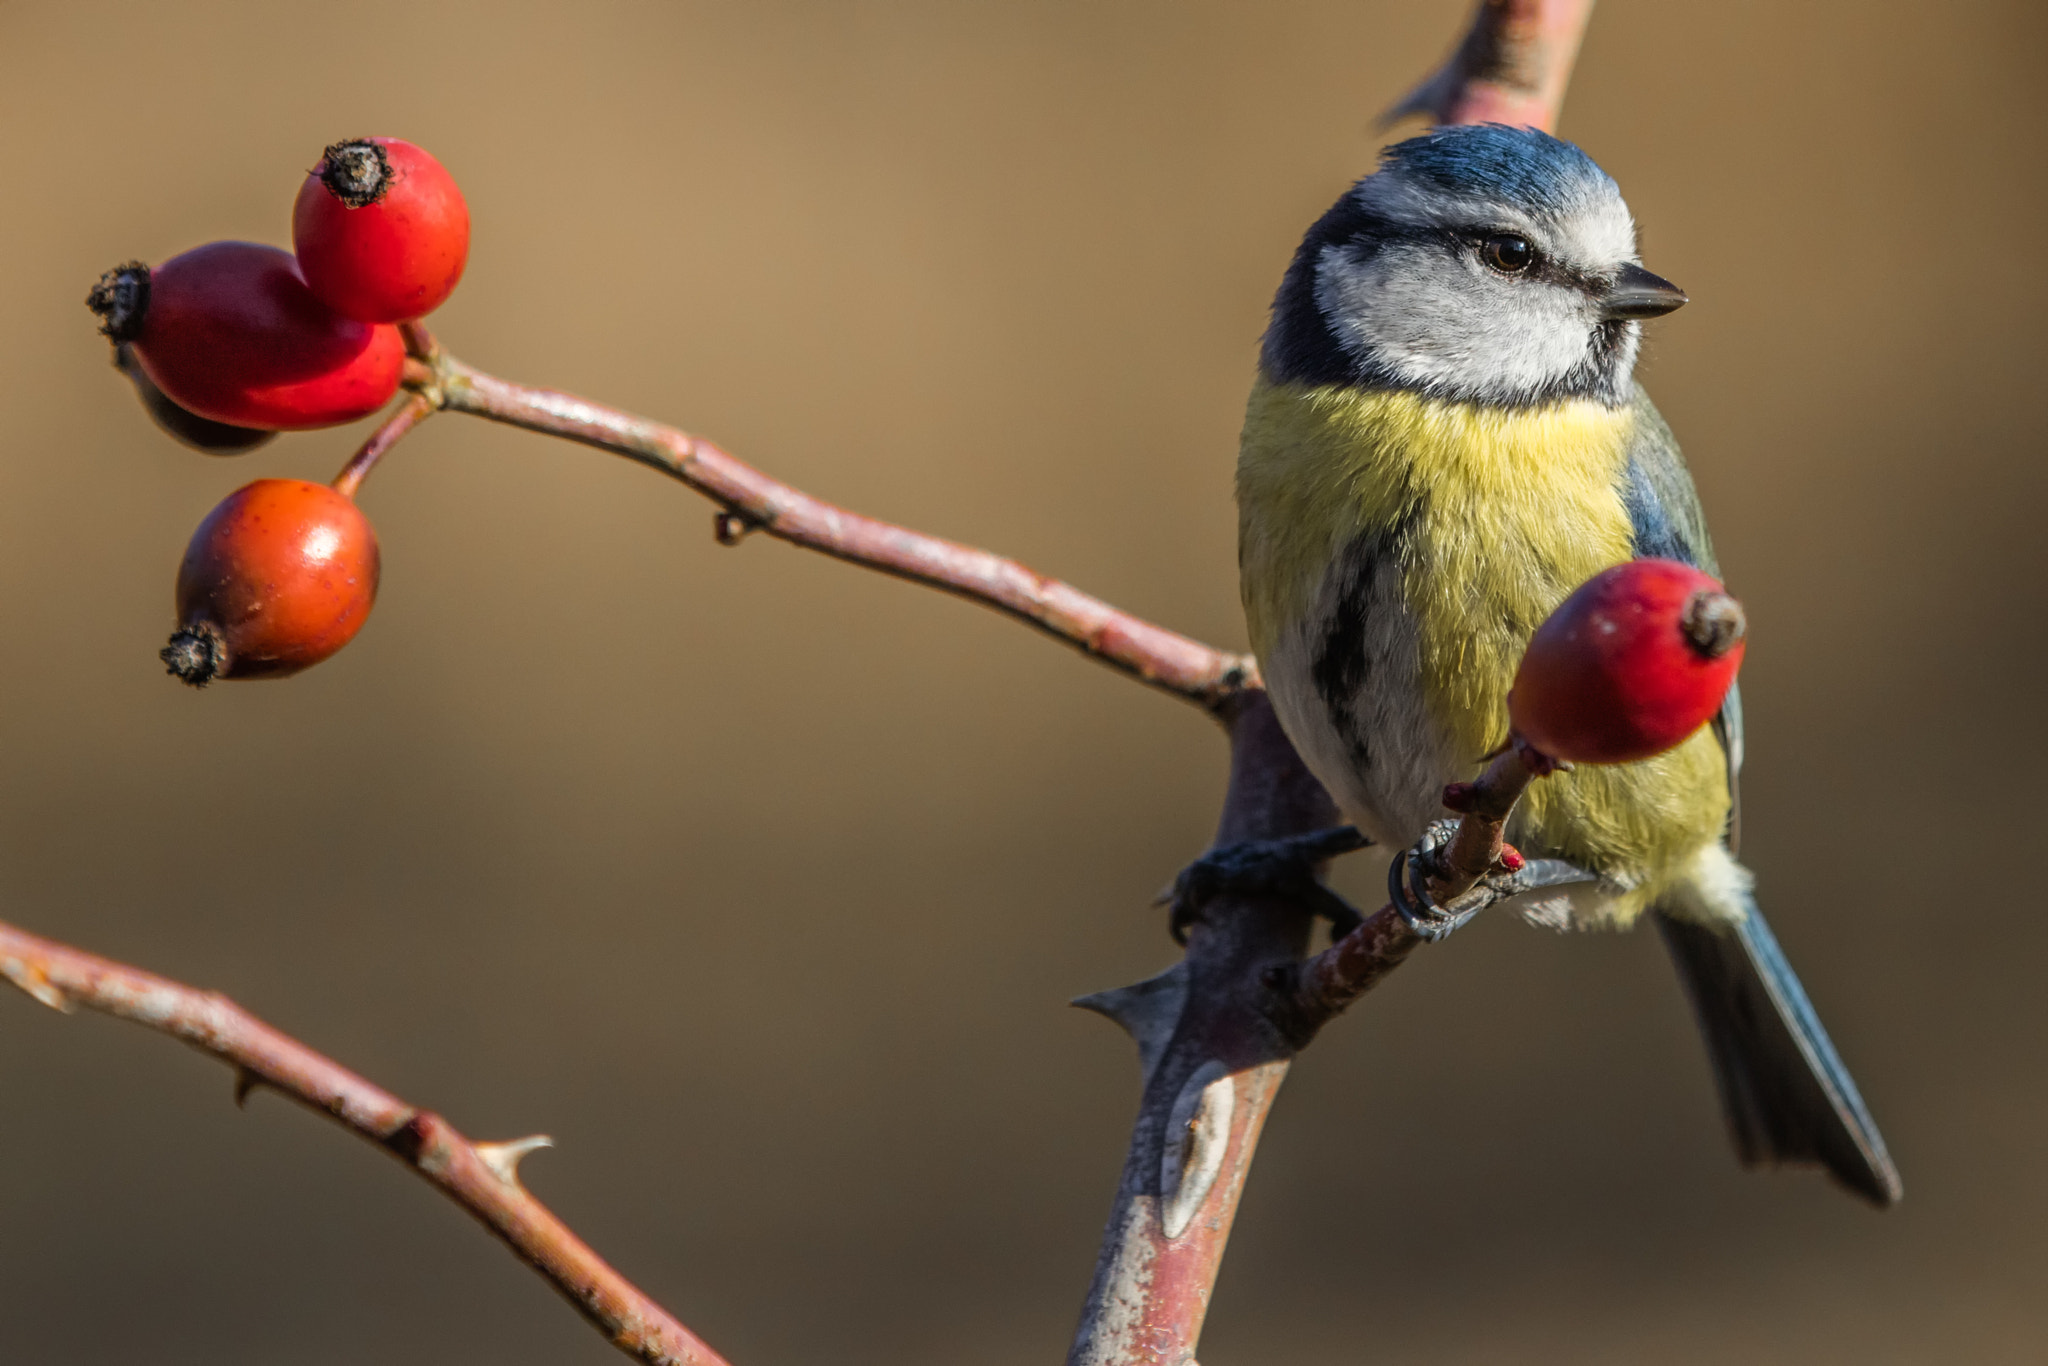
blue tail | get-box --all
[1655,898,1902,1207]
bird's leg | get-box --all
[1159,825,1371,944]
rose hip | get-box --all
[89,243,404,431]
[1509,559,1746,765]
[162,479,380,686]
[293,137,470,323]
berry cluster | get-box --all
[88,138,469,686]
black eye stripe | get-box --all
[1462,233,1608,292]
[1333,217,1610,297]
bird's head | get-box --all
[1263,124,1685,407]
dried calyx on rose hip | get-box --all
[113,344,273,454]
[293,137,470,324]
[162,478,379,687]
[1508,558,1746,765]
[88,243,403,431]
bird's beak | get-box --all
[1600,263,1688,320]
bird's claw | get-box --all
[1159,825,1370,944]
[1386,819,1525,941]
[1388,821,1606,940]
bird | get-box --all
[1231,122,1901,1206]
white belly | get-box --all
[1260,540,1466,849]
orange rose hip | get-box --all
[162,479,380,686]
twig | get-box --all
[389,333,1252,714]
[0,921,731,1366]
[1384,0,1594,132]
[332,391,436,500]
[1430,743,1544,900]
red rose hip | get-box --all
[293,137,470,323]
[1508,558,1746,765]
[88,243,404,431]
[162,479,380,686]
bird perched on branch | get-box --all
[1233,123,1900,1205]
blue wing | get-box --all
[1620,387,1742,845]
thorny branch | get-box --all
[6,3,1595,1363]
[0,921,731,1366]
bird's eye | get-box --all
[1481,235,1535,273]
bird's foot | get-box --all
[1159,825,1371,945]
[1388,820,1602,941]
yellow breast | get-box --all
[1238,378,1729,921]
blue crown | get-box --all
[1377,124,1614,215]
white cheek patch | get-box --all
[1316,239,1598,403]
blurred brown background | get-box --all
[0,2,2041,1362]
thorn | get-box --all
[1441,781,1478,814]
[233,1068,261,1108]
[1379,67,1452,129]
[1,959,72,1013]
[1074,962,1189,1085]
[475,1134,554,1187]
[1495,843,1526,874]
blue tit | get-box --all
[1235,123,1900,1205]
